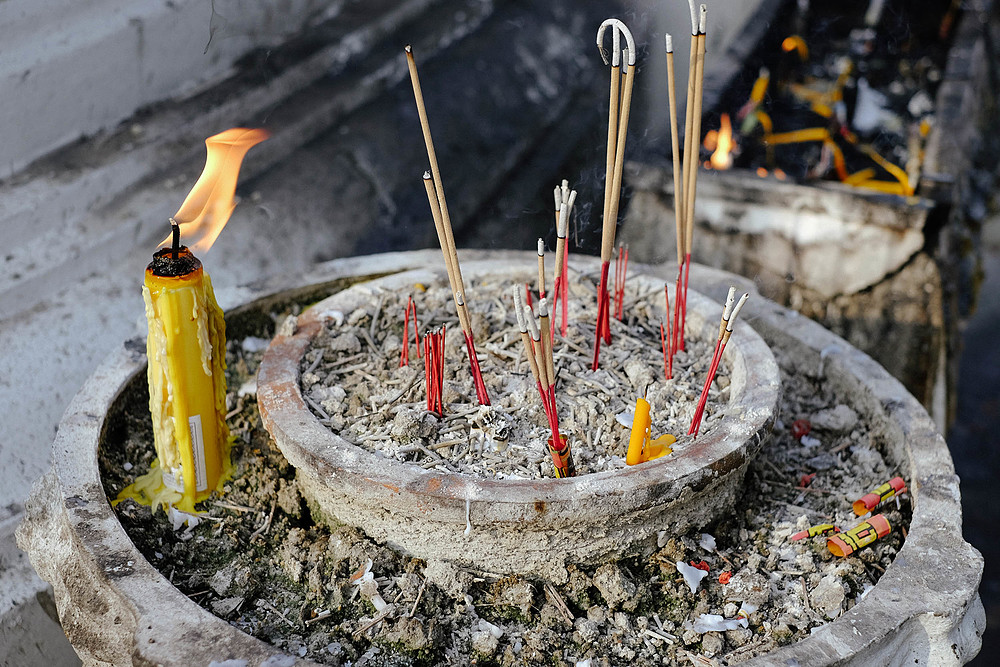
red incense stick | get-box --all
[514,287,573,477]
[689,291,748,437]
[671,267,683,371]
[660,321,669,381]
[592,262,612,370]
[399,296,421,367]
[424,326,446,416]
[400,299,412,367]
[664,284,674,378]
[614,243,629,320]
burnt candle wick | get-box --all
[170,219,180,261]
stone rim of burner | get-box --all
[256,258,781,580]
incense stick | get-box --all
[421,172,469,332]
[680,10,699,253]
[605,43,636,257]
[424,326,446,417]
[513,286,544,391]
[690,290,748,437]
[684,6,708,260]
[408,46,490,405]
[678,4,708,355]
[665,34,685,268]
[593,19,636,370]
[537,238,547,301]
[553,188,576,338]
[598,25,622,265]
[516,291,558,452]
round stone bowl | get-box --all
[16,251,984,666]
[257,259,780,580]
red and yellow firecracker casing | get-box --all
[853,476,906,516]
[790,523,840,541]
[141,247,230,512]
[827,514,891,557]
[547,434,575,478]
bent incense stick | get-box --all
[593,19,636,370]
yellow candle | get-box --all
[115,127,268,514]
[143,246,229,512]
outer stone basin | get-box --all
[257,259,780,580]
[15,251,984,666]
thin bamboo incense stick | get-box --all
[457,293,490,404]
[599,28,622,265]
[523,299,558,446]
[561,190,575,332]
[664,284,674,378]
[684,6,708,261]
[553,204,566,322]
[422,173,469,332]
[665,34,685,268]
[537,238,547,301]
[525,307,548,396]
[513,287,546,409]
[679,8,699,253]
[409,47,489,405]
[679,5,708,354]
[552,187,575,338]
[605,43,636,254]
[690,290,746,436]
[593,19,636,370]
[537,297,572,477]
[691,293,748,436]
[538,298,556,391]
[691,287,736,429]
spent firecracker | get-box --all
[790,523,841,541]
[827,514,891,557]
[547,434,575,478]
[853,476,906,515]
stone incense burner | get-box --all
[257,261,779,581]
[17,250,985,666]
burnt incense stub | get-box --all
[257,259,780,580]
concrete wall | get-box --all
[0,0,337,177]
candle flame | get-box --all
[163,128,269,253]
[709,114,734,170]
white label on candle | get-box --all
[188,415,208,492]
